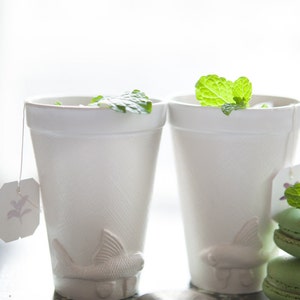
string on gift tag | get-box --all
[0,103,40,242]
[17,104,25,195]
[16,104,40,211]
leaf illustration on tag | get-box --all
[7,195,32,224]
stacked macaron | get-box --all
[263,183,300,300]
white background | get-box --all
[1,0,300,182]
[1,0,300,298]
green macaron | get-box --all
[263,255,300,300]
[274,207,300,258]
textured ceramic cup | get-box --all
[26,96,167,300]
[169,95,300,295]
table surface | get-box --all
[0,204,268,300]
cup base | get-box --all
[189,282,267,300]
[54,291,138,300]
[53,278,139,300]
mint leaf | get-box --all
[195,75,234,106]
[90,95,103,104]
[221,103,246,116]
[232,76,252,105]
[90,90,152,114]
[261,103,269,108]
[195,74,252,115]
[284,182,300,208]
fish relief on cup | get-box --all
[52,229,144,299]
[199,217,272,289]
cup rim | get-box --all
[168,94,300,134]
[25,95,167,135]
[25,94,165,110]
[168,94,300,110]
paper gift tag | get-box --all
[0,178,40,242]
[271,165,300,221]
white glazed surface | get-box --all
[26,96,166,135]
[26,96,167,300]
[169,95,300,294]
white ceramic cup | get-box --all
[169,95,300,294]
[26,96,167,300]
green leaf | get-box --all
[232,76,252,105]
[221,103,238,116]
[233,97,246,106]
[195,74,253,116]
[90,95,103,103]
[55,101,62,106]
[261,103,269,108]
[284,182,300,208]
[195,74,235,107]
[221,103,247,116]
[89,90,152,114]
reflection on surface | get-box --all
[53,291,138,300]
[189,285,268,300]
[53,289,268,300]
[137,289,268,300]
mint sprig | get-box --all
[90,89,152,114]
[284,182,300,208]
[195,75,252,115]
